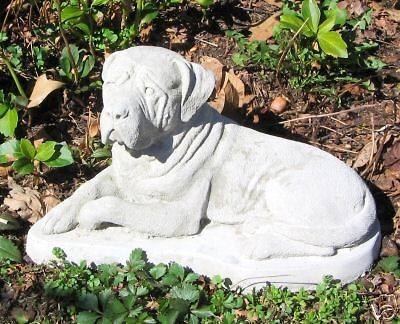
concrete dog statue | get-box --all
[38,46,379,261]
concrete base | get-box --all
[26,221,381,291]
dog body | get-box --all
[41,46,377,259]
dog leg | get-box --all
[77,177,211,236]
[41,168,118,234]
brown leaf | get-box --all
[0,164,12,177]
[380,236,399,257]
[227,71,246,106]
[88,114,100,138]
[249,12,281,42]
[270,96,289,114]
[200,56,225,92]
[43,195,60,213]
[4,178,44,223]
[353,141,377,169]
[384,140,400,172]
[264,0,282,7]
[27,74,64,108]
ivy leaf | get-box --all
[0,236,22,262]
[20,139,36,160]
[317,31,348,58]
[302,0,321,33]
[35,141,57,162]
[0,108,18,137]
[43,143,74,167]
[12,158,34,175]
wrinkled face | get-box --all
[100,64,182,152]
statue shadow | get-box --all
[367,181,396,236]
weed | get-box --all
[228,0,386,97]
[43,248,370,323]
[0,138,74,175]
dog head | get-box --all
[100,46,215,152]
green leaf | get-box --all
[326,7,347,26]
[77,311,101,324]
[0,139,19,157]
[150,263,167,279]
[35,141,57,162]
[0,108,18,137]
[0,103,9,118]
[91,147,111,159]
[104,296,127,318]
[61,6,84,23]
[317,31,348,58]
[78,293,99,312]
[158,309,180,324]
[318,12,336,33]
[184,272,199,284]
[196,0,213,8]
[280,14,313,37]
[43,143,74,167]
[91,0,109,6]
[20,139,36,160]
[0,213,21,230]
[302,0,321,33]
[170,284,200,303]
[191,306,214,318]
[75,22,92,36]
[0,236,22,262]
[127,248,147,271]
[140,10,159,26]
[59,55,71,79]
[378,256,400,273]
[80,55,95,78]
[12,158,34,175]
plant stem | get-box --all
[0,52,27,99]
[133,0,144,39]
[55,0,80,84]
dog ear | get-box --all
[174,59,215,122]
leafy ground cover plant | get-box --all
[227,0,385,96]
[42,247,370,323]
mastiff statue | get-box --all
[27,46,381,290]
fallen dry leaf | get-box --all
[353,140,378,169]
[4,178,44,223]
[249,12,281,42]
[27,74,64,108]
[88,113,100,138]
[384,140,400,172]
[264,0,282,7]
[380,236,399,257]
[201,56,225,92]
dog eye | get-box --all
[145,87,154,95]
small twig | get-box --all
[276,104,377,125]
[194,36,218,48]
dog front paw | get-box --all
[41,204,79,234]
